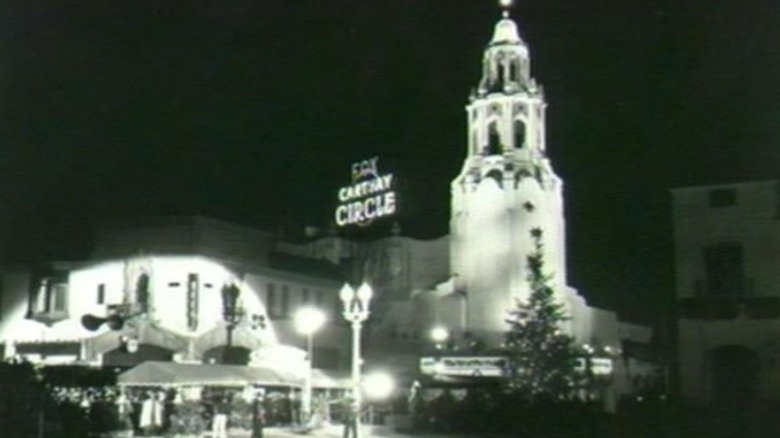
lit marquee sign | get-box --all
[335,157,397,227]
[420,356,508,378]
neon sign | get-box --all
[335,157,397,227]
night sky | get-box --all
[2,0,780,320]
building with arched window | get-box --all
[673,180,780,403]
[0,216,350,380]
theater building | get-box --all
[282,10,657,402]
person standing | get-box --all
[341,395,358,438]
[139,392,158,436]
[211,395,230,438]
[251,392,266,438]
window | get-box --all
[709,188,737,207]
[514,119,526,149]
[51,284,67,312]
[281,285,290,318]
[29,274,69,325]
[486,123,501,155]
[267,283,278,319]
[509,61,518,82]
[97,284,105,305]
[135,273,150,313]
[266,283,290,319]
[704,243,745,296]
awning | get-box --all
[117,361,300,387]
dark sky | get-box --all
[2,0,780,319]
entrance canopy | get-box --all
[118,361,299,387]
[118,361,351,389]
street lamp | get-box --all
[431,326,449,350]
[294,307,327,425]
[339,282,373,434]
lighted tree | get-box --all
[503,228,583,400]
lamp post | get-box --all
[294,307,326,426]
[218,282,247,364]
[339,282,373,435]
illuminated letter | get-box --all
[382,174,393,190]
[338,187,351,202]
[385,192,397,215]
[353,201,365,224]
[335,205,349,226]
[364,197,376,219]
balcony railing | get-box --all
[692,277,755,297]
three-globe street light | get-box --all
[339,282,373,435]
[294,307,327,426]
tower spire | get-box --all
[500,0,513,18]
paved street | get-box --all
[261,424,458,437]
[141,424,465,438]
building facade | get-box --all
[0,216,350,379]
[673,180,780,403]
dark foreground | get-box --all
[3,401,780,438]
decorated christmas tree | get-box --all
[504,228,583,400]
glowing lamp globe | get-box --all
[339,284,355,303]
[294,307,327,335]
[500,0,513,7]
[431,326,449,343]
[356,282,373,302]
[363,372,395,400]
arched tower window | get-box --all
[509,61,518,83]
[136,273,150,313]
[485,169,504,188]
[497,61,506,86]
[486,122,502,155]
[514,119,526,149]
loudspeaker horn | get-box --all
[106,314,125,331]
[81,314,105,331]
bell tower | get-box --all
[450,3,571,344]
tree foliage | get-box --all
[504,228,583,400]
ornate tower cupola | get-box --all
[477,9,535,96]
[459,0,551,182]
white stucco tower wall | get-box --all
[450,13,579,345]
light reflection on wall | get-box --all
[0,256,280,359]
